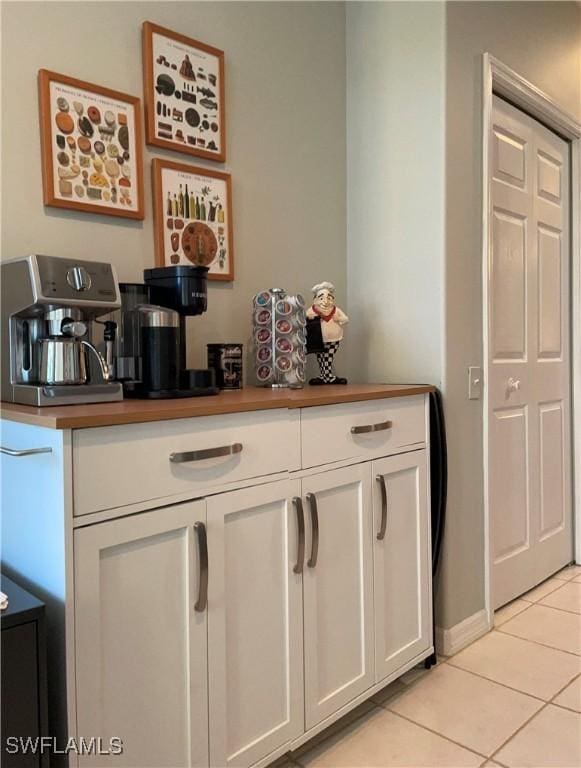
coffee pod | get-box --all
[275,337,293,354]
[292,348,306,366]
[275,299,293,317]
[275,318,292,335]
[254,327,272,345]
[256,364,273,383]
[295,309,307,327]
[254,291,272,307]
[256,346,272,363]
[255,308,272,326]
[285,366,306,388]
[292,329,307,347]
[288,294,306,309]
[275,355,292,373]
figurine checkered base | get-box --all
[316,341,341,383]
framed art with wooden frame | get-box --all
[38,69,144,219]
[152,158,234,281]
[143,21,226,162]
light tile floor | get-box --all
[280,565,581,768]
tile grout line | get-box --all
[290,702,384,767]
[374,643,578,761]
[382,705,489,762]
[486,669,581,764]
[382,661,545,760]
[554,568,581,582]
[550,671,581,714]
[444,658,553,704]
[493,602,533,628]
[496,624,581,657]
[440,637,581,701]
[486,699,551,764]
[533,602,581,617]
[444,626,581,696]
[519,579,570,603]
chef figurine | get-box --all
[307,282,349,385]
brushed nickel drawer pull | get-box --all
[292,497,305,574]
[351,420,393,435]
[376,474,388,541]
[170,443,243,464]
[194,521,208,612]
[306,492,319,568]
[0,446,52,457]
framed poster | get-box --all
[143,21,226,162]
[152,158,234,281]
[38,69,144,219]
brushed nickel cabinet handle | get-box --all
[306,492,319,568]
[292,497,305,574]
[170,443,243,464]
[351,420,393,435]
[194,521,208,612]
[376,474,388,541]
[0,446,52,457]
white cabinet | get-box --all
[74,499,208,767]
[7,393,432,768]
[373,450,432,682]
[206,480,304,767]
[301,464,374,729]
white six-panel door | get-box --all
[206,479,304,767]
[74,500,208,768]
[489,95,572,608]
[301,463,374,729]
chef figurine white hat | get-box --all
[312,281,336,296]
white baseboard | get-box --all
[436,608,491,657]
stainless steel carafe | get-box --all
[39,338,111,386]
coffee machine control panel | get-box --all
[66,265,92,292]
[35,255,119,305]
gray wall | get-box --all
[0,1,347,370]
[441,0,581,628]
[345,1,445,386]
[345,0,581,631]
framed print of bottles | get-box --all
[152,158,234,281]
[143,21,226,162]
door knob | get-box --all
[507,377,521,393]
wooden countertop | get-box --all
[0,384,434,430]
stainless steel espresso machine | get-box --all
[1,254,123,406]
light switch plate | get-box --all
[468,366,483,400]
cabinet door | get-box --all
[74,500,208,768]
[207,479,304,768]
[373,450,432,682]
[302,464,373,729]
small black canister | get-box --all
[207,343,243,389]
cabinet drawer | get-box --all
[73,409,300,516]
[300,395,427,469]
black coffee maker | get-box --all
[114,265,218,398]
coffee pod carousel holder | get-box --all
[252,288,307,388]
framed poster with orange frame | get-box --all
[38,69,144,219]
[143,21,226,162]
[152,158,234,282]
